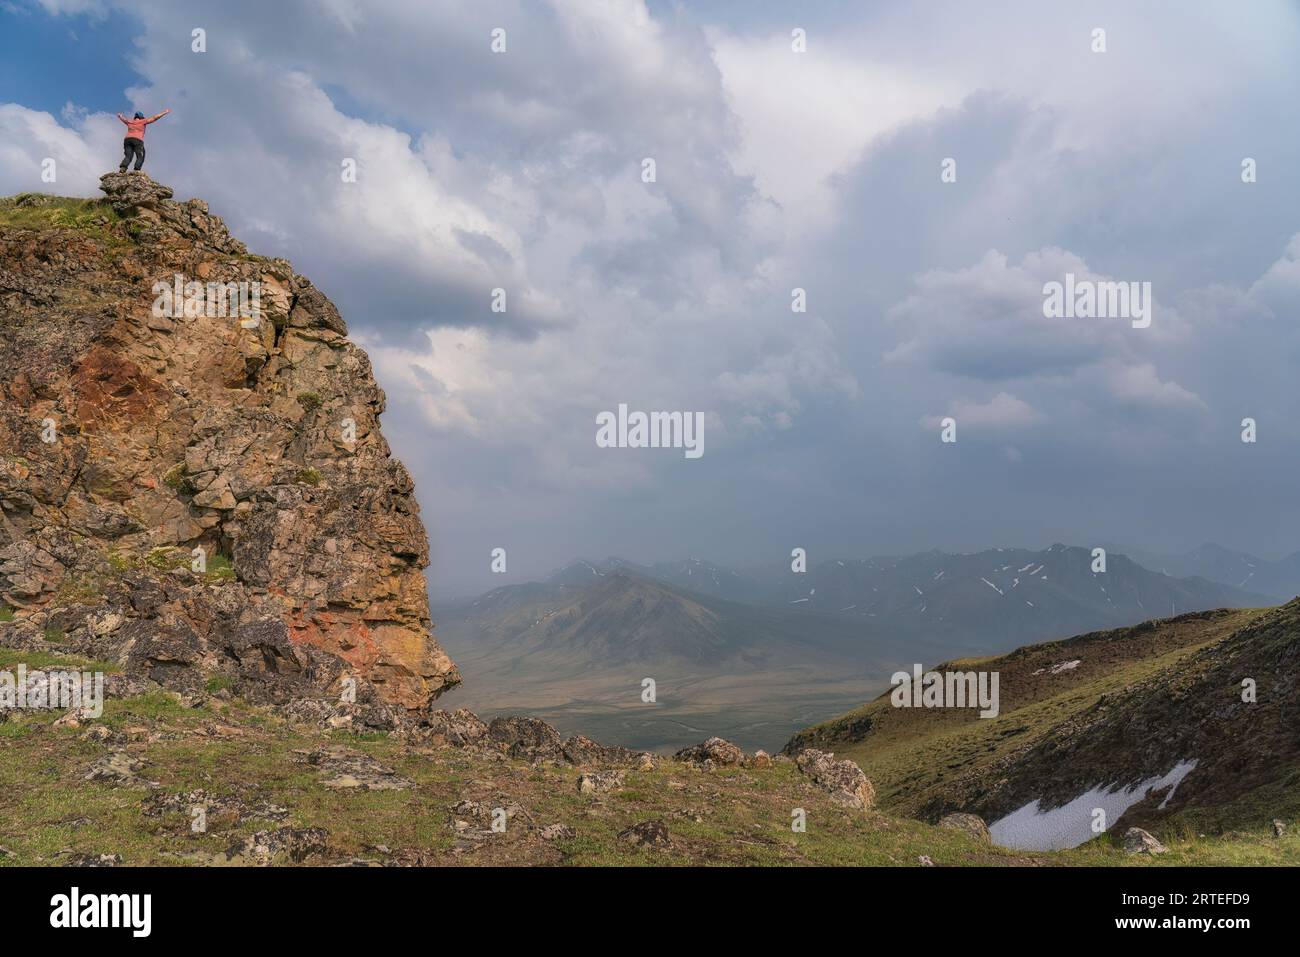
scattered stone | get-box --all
[449,799,524,830]
[141,789,289,826]
[540,824,575,841]
[84,750,150,786]
[1272,819,1286,838]
[918,855,935,866]
[382,848,439,867]
[1122,827,1168,855]
[223,826,329,865]
[304,746,412,790]
[674,736,745,769]
[78,725,115,743]
[937,812,990,842]
[62,853,122,867]
[748,749,773,769]
[794,749,875,810]
[51,710,82,729]
[577,769,626,794]
[619,820,671,848]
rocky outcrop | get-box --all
[0,174,458,709]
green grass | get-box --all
[0,632,1294,868]
[0,647,119,673]
[161,462,193,493]
[0,195,120,232]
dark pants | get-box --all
[120,137,145,171]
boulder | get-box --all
[619,820,670,848]
[487,715,565,761]
[423,708,488,747]
[674,736,745,768]
[794,748,875,809]
[577,770,626,794]
[563,733,651,767]
[937,812,991,842]
[1121,827,1168,855]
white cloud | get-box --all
[923,392,1043,431]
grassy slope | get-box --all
[786,608,1272,820]
[1,645,1295,866]
[0,194,123,234]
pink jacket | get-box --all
[118,110,170,139]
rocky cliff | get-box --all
[0,174,459,710]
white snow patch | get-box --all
[980,577,1004,596]
[989,760,1198,850]
[1032,659,1081,675]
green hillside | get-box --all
[786,603,1299,840]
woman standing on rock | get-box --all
[116,108,170,172]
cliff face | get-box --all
[0,173,459,710]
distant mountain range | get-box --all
[519,545,1271,649]
[1106,542,1300,602]
[432,544,1273,751]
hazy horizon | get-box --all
[426,537,1300,603]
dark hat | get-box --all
[134,112,145,119]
